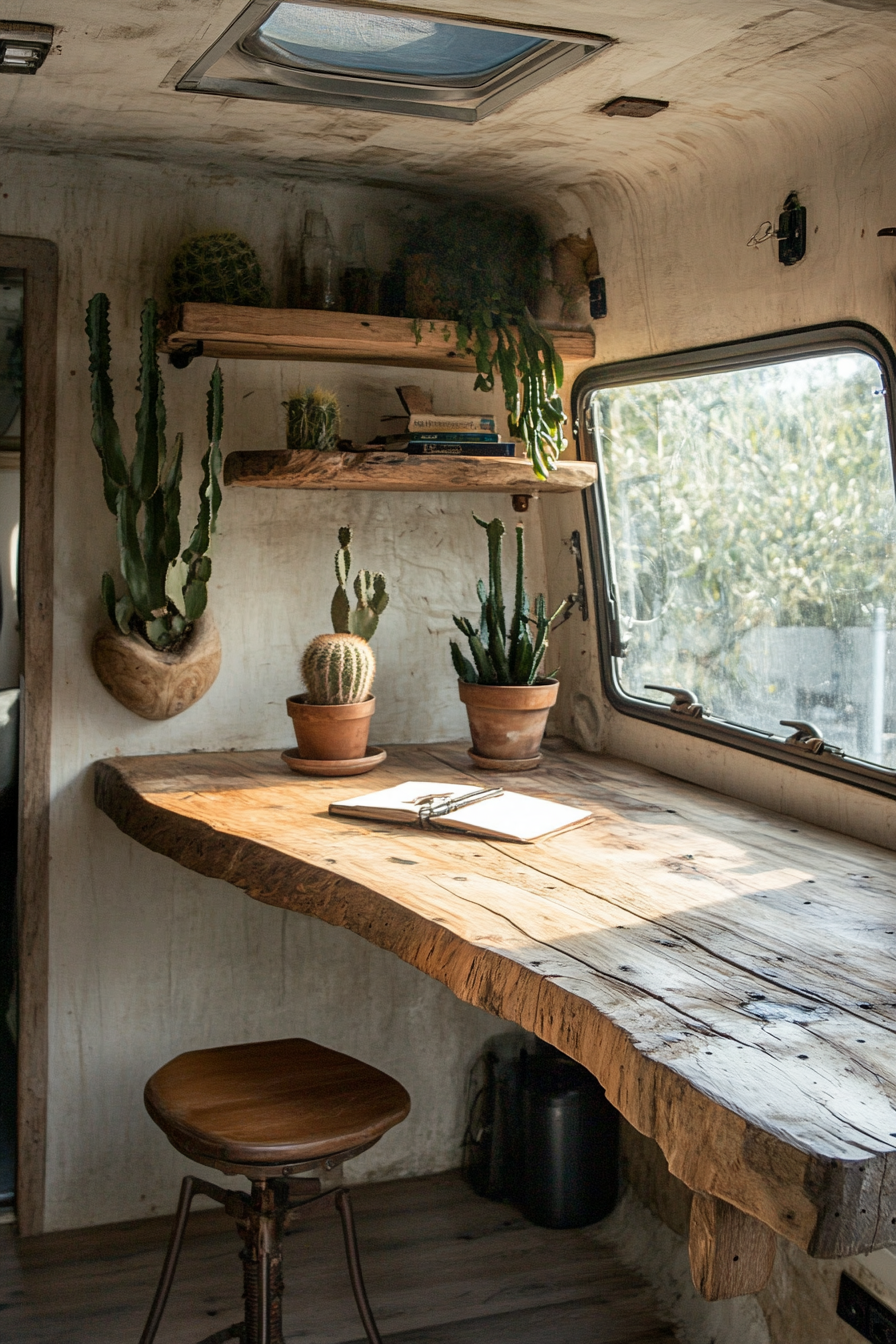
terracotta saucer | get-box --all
[467,749,542,772]
[281,747,387,777]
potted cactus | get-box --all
[284,387,340,452]
[287,527,389,769]
[87,293,225,720]
[450,515,563,770]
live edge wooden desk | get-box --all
[95,740,896,1301]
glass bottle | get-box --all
[341,224,378,314]
[300,209,339,310]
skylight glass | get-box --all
[257,3,546,79]
[180,0,611,123]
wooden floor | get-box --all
[1,1172,675,1343]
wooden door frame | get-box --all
[2,236,57,1236]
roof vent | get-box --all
[600,96,668,118]
[0,21,53,74]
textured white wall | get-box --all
[2,148,542,1230]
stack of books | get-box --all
[364,413,516,457]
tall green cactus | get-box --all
[86,293,224,652]
[450,514,563,685]
[330,526,390,641]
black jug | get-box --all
[517,1049,619,1229]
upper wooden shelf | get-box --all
[223,449,597,495]
[160,303,596,372]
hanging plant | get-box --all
[394,204,567,480]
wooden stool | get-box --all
[139,1037,411,1344]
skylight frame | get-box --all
[177,0,612,122]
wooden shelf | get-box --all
[160,303,596,372]
[223,449,598,495]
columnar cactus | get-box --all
[301,633,375,705]
[330,526,390,640]
[86,292,224,651]
[450,514,563,685]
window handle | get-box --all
[780,720,844,757]
[645,685,708,719]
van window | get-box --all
[584,330,896,785]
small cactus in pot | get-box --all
[301,633,375,706]
[284,387,341,453]
[287,527,390,769]
[450,514,564,770]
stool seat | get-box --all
[145,1037,411,1172]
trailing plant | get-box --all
[168,231,271,307]
[284,386,340,452]
[450,515,563,686]
[397,204,567,480]
[301,633,375,705]
[330,526,390,640]
[86,293,224,652]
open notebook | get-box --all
[329,781,593,844]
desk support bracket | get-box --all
[689,1192,777,1300]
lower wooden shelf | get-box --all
[223,449,598,495]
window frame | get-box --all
[177,0,611,123]
[574,321,896,800]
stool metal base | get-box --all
[139,1174,383,1344]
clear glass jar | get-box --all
[300,209,339,310]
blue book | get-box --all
[413,431,499,443]
[407,441,516,457]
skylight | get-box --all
[179,1,611,122]
[255,5,546,82]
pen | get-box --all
[418,786,504,823]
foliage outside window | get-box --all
[590,347,896,769]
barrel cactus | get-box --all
[301,633,375,705]
[284,387,340,452]
[168,231,271,308]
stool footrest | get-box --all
[195,1323,244,1344]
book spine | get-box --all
[407,416,497,433]
[412,431,499,442]
[406,442,516,457]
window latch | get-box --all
[780,720,845,757]
[645,685,708,719]
[555,530,590,626]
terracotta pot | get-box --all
[287,694,375,761]
[91,616,221,720]
[458,679,559,762]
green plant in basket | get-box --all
[86,293,224,652]
[397,204,567,480]
[450,515,564,685]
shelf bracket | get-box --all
[168,340,203,369]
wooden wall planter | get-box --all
[91,617,221,720]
